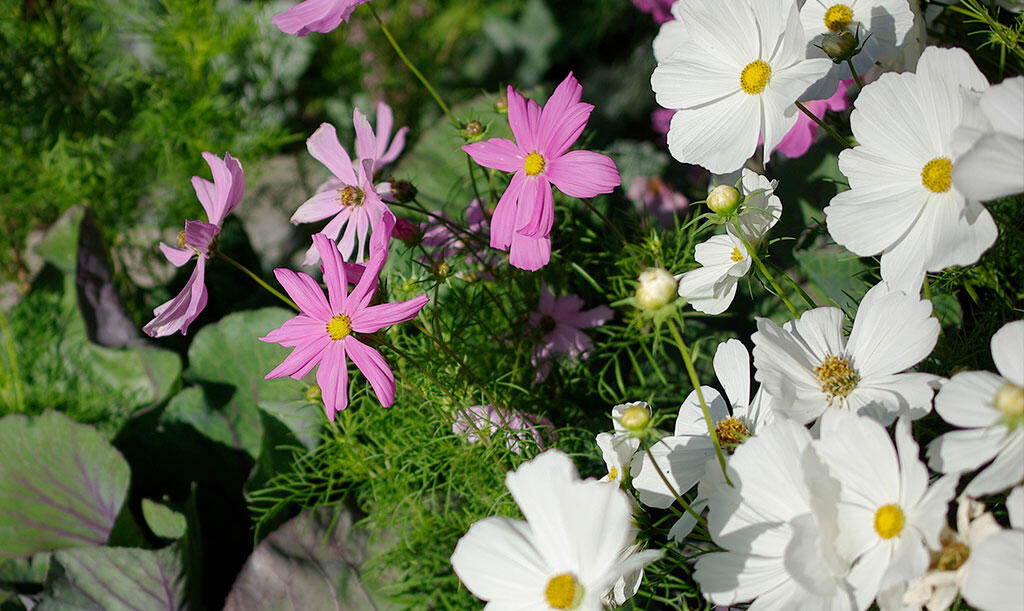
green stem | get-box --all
[643,441,707,527]
[217,252,299,311]
[732,221,801,319]
[0,309,25,413]
[412,320,499,409]
[845,59,865,89]
[665,318,731,484]
[795,100,853,149]
[580,198,628,246]
[768,260,818,311]
[367,4,458,126]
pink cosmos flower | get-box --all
[260,214,429,419]
[354,102,409,174]
[272,0,371,36]
[530,282,613,382]
[452,405,554,454]
[420,199,496,270]
[291,121,392,265]
[462,72,621,271]
[769,79,852,159]
[627,175,689,226]
[144,152,244,337]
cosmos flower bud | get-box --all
[820,31,858,62]
[619,402,652,433]
[391,217,422,246]
[706,184,741,215]
[391,179,417,203]
[304,384,322,402]
[493,95,508,114]
[635,267,678,311]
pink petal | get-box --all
[490,171,525,249]
[354,107,377,165]
[198,151,245,225]
[506,86,537,152]
[513,175,553,238]
[307,123,357,184]
[302,210,350,267]
[350,294,429,334]
[272,0,350,36]
[380,127,408,166]
[143,259,208,337]
[508,231,551,271]
[160,243,193,268]
[190,177,217,223]
[345,337,396,407]
[538,281,555,313]
[259,315,328,347]
[545,150,620,198]
[312,233,349,313]
[272,267,332,320]
[183,220,219,253]
[262,330,331,380]
[565,304,613,329]
[315,341,349,419]
[538,73,595,158]
[291,189,341,224]
[462,138,523,173]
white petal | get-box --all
[991,320,1024,386]
[963,432,1024,497]
[714,338,752,410]
[665,93,761,174]
[450,516,548,605]
[962,530,1024,611]
[846,283,939,378]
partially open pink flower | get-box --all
[631,0,675,23]
[272,0,371,36]
[144,152,244,337]
[452,405,554,454]
[530,282,613,382]
[627,175,689,226]
[260,214,429,419]
[462,72,621,271]
[291,122,392,264]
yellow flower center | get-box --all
[607,466,618,482]
[995,382,1024,418]
[935,541,970,571]
[524,151,545,176]
[714,417,750,452]
[823,4,854,32]
[325,314,352,340]
[544,573,583,609]
[874,504,905,539]
[337,185,366,207]
[814,354,860,405]
[177,229,187,248]
[730,247,743,262]
[740,60,771,95]
[921,157,953,193]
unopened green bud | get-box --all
[431,260,452,279]
[494,95,508,114]
[391,179,417,204]
[464,120,484,137]
[821,31,858,62]
[619,403,651,432]
[707,185,741,215]
[305,384,322,402]
[635,267,677,311]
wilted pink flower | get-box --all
[354,102,409,173]
[144,152,244,337]
[631,0,674,23]
[272,0,371,36]
[391,216,421,246]
[291,122,392,265]
[260,214,429,419]
[452,405,554,454]
[530,283,613,382]
[769,80,852,159]
[462,72,621,271]
[421,199,496,270]
[627,175,689,226]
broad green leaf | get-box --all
[0,412,129,557]
[34,207,85,273]
[161,387,263,459]
[36,546,184,611]
[0,553,50,585]
[793,247,870,313]
[930,293,963,328]
[141,499,186,540]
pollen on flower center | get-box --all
[524,151,545,176]
[730,247,743,262]
[607,466,618,481]
[544,573,584,609]
[823,4,854,32]
[994,382,1024,418]
[935,541,970,571]
[539,313,557,335]
[337,185,366,207]
[921,157,953,193]
[874,504,905,539]
[325,314,352,340]
[714,417,750,452]
[177,229,187,248]
[814,354,860,405]
[740,60,771,95]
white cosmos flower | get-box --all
[694,417,858,609]
[752,281,940,426]
[677,170,783,314]
[952,76,1024,201]
[814,411,958,610]
[926,319,1024,496]
[901,495,1002,611]
[595,432,637,486]
[651,0,832,173]
[962,486,1024,611]
[799,0,915,100]
[631,339,774,541]
[824,46,996,294]
[449,450,661,610]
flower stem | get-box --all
[794,100,853,149]
[665,317,731,484]
[643,441,707,527]
[217,252,299,311]
[580,198,628,246]
[412,320,499,408]
[845,59,865,89]
[0,309,25,413]
[768,260,818,310]
[731,221,801,319]
[367,4,458,127]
